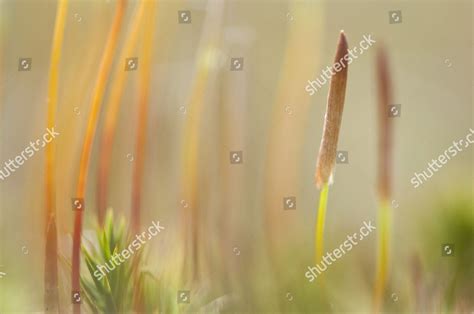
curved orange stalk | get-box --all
[132,7,157,312]
[71,1,126,313]
[130,2,157,234]
[44,1,68,312]
[97,1,147,226]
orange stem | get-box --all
[97,1,147,226]
[131,2,156,234]
[44,0,68,312]
[71,2,126,313]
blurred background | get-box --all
[0,0,472,313]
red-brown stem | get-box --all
[373,46,394,313]
[71,2,126,313]
[315,31,349,188]
[44,218,59,313]
[97,1,147,227]
[376,47,393,202]
[97,132,112,226]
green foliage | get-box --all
[437,197,474,309]
[420,194,474,312]
[80,211,159,313]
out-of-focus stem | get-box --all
[130,4,155,296]
[44,0,68,312]
[374,200,391,312]
[97,1,147,227]
[131,0,156,241]
[71,2,126,313]
[373,47,393,313]
[263,2,324,260]
[180,0,223,282]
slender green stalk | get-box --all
[315,183,329,264]
[374,200,391,311]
